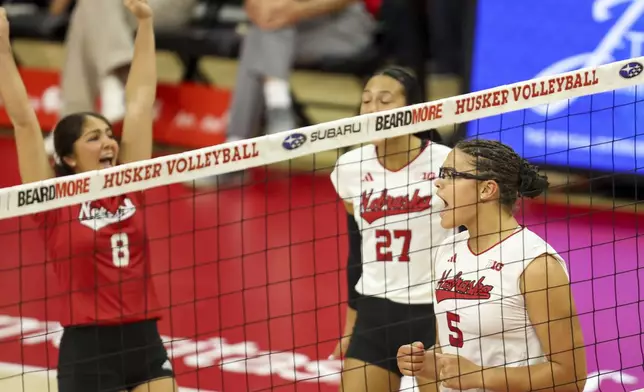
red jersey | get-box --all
[34,192,161,327]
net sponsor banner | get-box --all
[0,68,229,149]
[2,56,644,219]
[469,0,644,174]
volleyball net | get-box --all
[0,57,643,392]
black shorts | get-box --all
[346,296,436,377]
[57,319,174,392]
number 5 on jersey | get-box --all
[375,229,412,262]
[111,233,130,267]
[447,311,464,348]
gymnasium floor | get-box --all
[0,137,643,392]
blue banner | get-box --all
[468,0,644,173]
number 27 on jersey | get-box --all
[375,229,412,262]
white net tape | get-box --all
[2,56,643,220]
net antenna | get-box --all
[1,57,643,219]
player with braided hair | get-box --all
[397,139,587,391]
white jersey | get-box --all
[433,227,569,392]
[330,142,454,304]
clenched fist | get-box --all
[397,342,438,379]
[124,0,153,20]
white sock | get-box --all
[263,78,291,109]
[100,75,126,123]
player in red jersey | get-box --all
[0,1,177,391]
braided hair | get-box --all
[455,139,549,209]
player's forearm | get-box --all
[293,0,357,21]
[413,348,442,382]
[415,376,439,392]
[0,50,39,128]
[0,48,52,182]
[415,373,437,385]
[483,362,585,392]
[125,18,156,112]
[121,16,156,161]
[342,306,357,335]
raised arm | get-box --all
[119,0,156,164]
[0,8,54,183]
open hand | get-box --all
[436,353,484,390]
[124,0,153,20]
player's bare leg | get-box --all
[131,377,178,392]
[340,358,401,392]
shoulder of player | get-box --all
[449,230,470,244]
[32,208,62,229]
[436,231,469,255]
[128,191,145,204]
[90,192,145,210]
[501,228,566,271]
[427,142,452,157]
[97,192,144,203]
[511,227,555,253]
[334,145,374,168]
[422,143,452,164]
[520,253,569,291]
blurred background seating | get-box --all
[0,0,468,171]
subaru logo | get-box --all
[619,62,643,79]
[282,133,307,150]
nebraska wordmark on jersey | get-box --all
[433,227,569,392]
[331,142,454,305]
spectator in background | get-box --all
[378,0,429,100]
[44,0,196,154]
[429,0,466,75]
[192,0,376,188]
[60,0,195,120]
